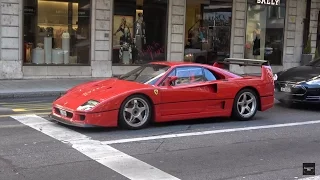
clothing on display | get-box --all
[119,27,133,64]
[252,24,261,56]
[253,36,260,56]
[133,13,146,62]
[114,17,134,64]
[24,43,33,63]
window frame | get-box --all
[244,0,287,66]
[158,65,219,87]
[111,0,170,66]
[22,0,93,66]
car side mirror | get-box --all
[165,76,178,86]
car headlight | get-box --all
[185,53,193,58]
[306,79,320,85]
[273,74,278,81]
[77,100,100,111]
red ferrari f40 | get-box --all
[49,58,274,129]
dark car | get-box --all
[274,58,320,106]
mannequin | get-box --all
[252,23,261,58]
[133,13,146,63]
[118,27,133,64]
[114,17,133,64]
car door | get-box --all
[158,66,218,116]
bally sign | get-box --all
[257,0,280,5]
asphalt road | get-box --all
[1,97,320,180]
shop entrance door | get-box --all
[185,0,232,65]
[202,4,232,64]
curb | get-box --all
[0,91,66,99]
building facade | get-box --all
[0,0,319,79]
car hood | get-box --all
[54,78,150,110]
[277,66,320,82]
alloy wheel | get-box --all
[122,97,150,128]
[236,92,257,118]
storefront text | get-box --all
[256,0,280,5]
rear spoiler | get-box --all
[213,58,270,67]
[213,58,274,83]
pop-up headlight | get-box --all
[77,100,100,111]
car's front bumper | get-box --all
[48,113,97,127]
[50,106,119,128]
[275,87,320,104]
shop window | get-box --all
[184,0,232,65]
[23,0,91,66]
[112,0,168,65]
[245,0,286,65]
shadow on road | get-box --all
[276,102,320,111]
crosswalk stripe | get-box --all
[11,115,180,180]
[298,176,320,179]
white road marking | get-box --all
[299,176,320,180]
[11,115,180,180]
[101,120,320,145]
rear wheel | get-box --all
[118,95,152,130]
[232,89,258,121]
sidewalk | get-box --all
[0,78,106,99]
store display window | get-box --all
[184,0,232,65]
[112,0,168,65]
[244,0,286,65]
[23,0,91,65]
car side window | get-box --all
[159,69,176,86]
[203,68,217,81]
[174,66,205,86]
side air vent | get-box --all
[221,101,225,109]
[212,84,218,93]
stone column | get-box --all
[229,0,246,73]
[166,0,186,61]
[310,0,320,58]
[282,0,306,70]
[0,0,23,79]
[91,0,112,77]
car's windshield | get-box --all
[118,64,170,85]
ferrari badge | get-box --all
[154,89,159,95]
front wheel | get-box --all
[118,95,152,130]
[232,89,258,121]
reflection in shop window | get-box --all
[184,0,232,65]
[112,0,168,65]
[245,0,286,65]
[23,0,91,65]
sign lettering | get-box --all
[256,0,280,5]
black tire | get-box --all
[118,94,152,130]
[232,89,259,121]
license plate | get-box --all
[60,109,67,117]
[280,87,291,92]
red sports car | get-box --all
[49,58,274,129]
